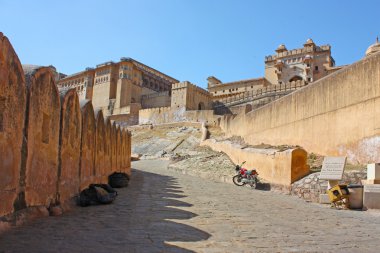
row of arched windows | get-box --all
[60,77,85,87]
[95,76,109,85]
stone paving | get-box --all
[1,160,380,253]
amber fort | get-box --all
[1,23,380,251]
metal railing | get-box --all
[213,80,307,108]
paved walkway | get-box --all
[1,160,380,253]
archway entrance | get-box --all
[289,76,303,82]
[198,102,205,110]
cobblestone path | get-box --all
[1,160,380,253]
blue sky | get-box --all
[0,0,379,88]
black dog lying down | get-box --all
[78,184,118,207]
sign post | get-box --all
[319,156,347,188]
[319,157,347,204]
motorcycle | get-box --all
[232,161,259,189]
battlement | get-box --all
[172,81,211,97]
[96,61,115,68]
[139,106,171,114]
[141,91,170,100]
[172,81,192,90]
[265,45,330,62]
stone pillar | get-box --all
[120,129,125,171]
[111,122,117,173]
[95,109,106,184]
[126,130,132,176]
[104,118,112,180]
[24,67,61,208]
[79,100,96,190]
[116,126,122,172]
[58,89,82,204]
[0,33,27,216]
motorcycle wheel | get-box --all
[249,177,258,189]
[233,175,245,186]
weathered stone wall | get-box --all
[104,118,112,182]
[0,33,26,217]
[109,103,141,127]
[58,89,82,204]
[79,100,96,190]
[95,109,106,183]
[139,106,171,124]
[121,129,132,176]
[0,33,132,221]
[111,123,117,173]
[139,107,219,125]
[201,139,310,187]
[121,130,127,173]
[116,126,122,172]
[171,81,212,110]
[24,67,61,208]
[141,91,171,109]
[220,52,380,163]
[126,130,132,176]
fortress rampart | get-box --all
[139,106,218,125]
[220,52,380,163]
[265,45,330,62]
[0,33,131,223]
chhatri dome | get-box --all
[304,38,315,45]
[365,37,380,57]
[275,44,287,53]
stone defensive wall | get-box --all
[220,52,380,164]
[214,80,306,108]
[201,139,309,187]
[141,91,171,109]
[139,106,174,124]
[265,45,330,62]
[110,103,141,126]
[139,106,219,125]
[0,33,131,224]
[172,81,211,97]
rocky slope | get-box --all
[129,123,236,182]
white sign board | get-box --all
[319,157,346,180]
[364,185,380,193]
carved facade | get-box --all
[57,58,178,121]
[208,39,345,109]
[264,39,337,84]
[171,81,212,110]
[58,38,375,125]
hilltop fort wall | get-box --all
[139,106,218,126]
[141,91,171,109]
[171,81,212,110]
[219,52,380,163]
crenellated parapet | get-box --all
[264,39,335,85]
[171,81,212,111]
[141,91,170,100]
[265,45,331,62]
[139,106,171,114]
[0,33,132,221]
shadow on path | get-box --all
[256,181,271,191]
[0,168,210,253]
